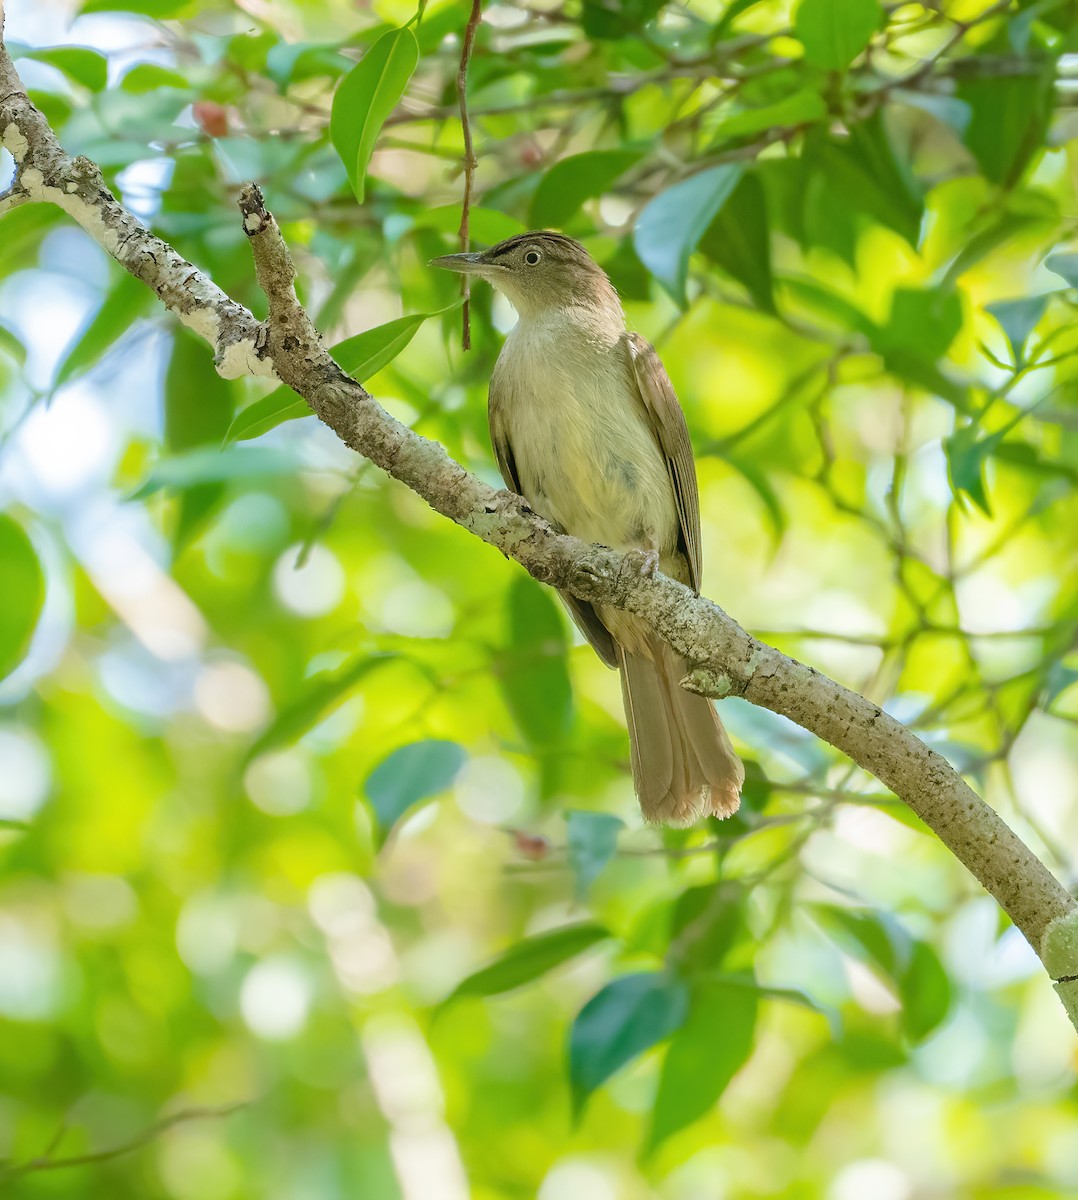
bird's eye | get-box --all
[523,249,542,265]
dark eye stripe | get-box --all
[487,231,582,259]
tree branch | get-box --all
[455,0,483,351]
[2,20,1076,1022]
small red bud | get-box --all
[193,101,229,139]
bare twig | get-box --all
[456,0,483,350]
[0,1102,248,1179]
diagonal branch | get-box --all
[2,19,1077,1024]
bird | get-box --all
[431,231,744,826]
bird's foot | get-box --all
[622,548,660,579]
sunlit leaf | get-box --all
[634,165,744,305]
[711,89,827,144]
[648,978,757,1151]
[0,323,26,366]
[330,27,419,204]
[119,62,189,92]
[530,149,644,228]
[20,45,108,91]
[364,739,468,839]
[445,923,611,1002]
[0,514,45,680]
[794,0,882,70]
[225,309,450,443]
[569,972,689,1114]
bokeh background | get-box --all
[2,0,1078,1195]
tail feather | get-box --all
[618,638,743,826]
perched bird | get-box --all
[432,232,744,825]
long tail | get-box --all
[617,636,744,826]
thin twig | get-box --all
[456,0,483,351]
[0,1102,248,1179]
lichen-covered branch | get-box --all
[2,21,1076,1013]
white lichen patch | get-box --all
[179,305,221,346]
[217,337,277,380]
[2,122,28,162]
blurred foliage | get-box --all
[2,0,1078,1195]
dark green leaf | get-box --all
[569,972,689,1113]
[669,883,747,972]
[364,739,468,839]
[22,46,108,92]
[129,446,298,499]
[634,165,744,305]
[249,653,395,761]
[0,514,45,680]
[225,309,448,443]
[1045,253,1078,289]
[986,294,1053,362]
[957,60,1055,187]
[500,577,573,751]
[445,924,611,1002]
[700,172,775,312]
[330,27,419,203]
[648,978,757,1151]
[794,0,882,70]
[566,810,624,898]
[581,0,665,39]
[55,271,154,387]
[529,150,644,228]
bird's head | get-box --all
[430,231,616,319]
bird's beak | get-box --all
[429,251,492,274]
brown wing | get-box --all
[624,332,702,592]
[489,377,618,668]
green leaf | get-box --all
[249,653,395,761]
[944,424,1003,515]
[0,324,26,366]
[225,309,446,443]
[648,978,757,1151]
[569,972,689,1114]
[21,46,108,92]
[711,89,827,144]
[957,61,1055,188]
[986,295,1053,363]
[129,446,298,499]
[364,739,468,840]
[80,0,194,14]
[0,514,45,680]
[669,883,747,973]
[634,165,744,305]
[529,149,644,228]
[874,287,963,363]
[166,327,236,548]
[581,0,665,39]
[445,924,611,1003]
[700,172,775,313]
[1045,253,1078,289]
[898,941,951,1041]
[500,577,573,751]
[119,63,190,93]
[55,271,154,387]
[566,810,624,898]
[794,0,882,70]
[330,27,419,204]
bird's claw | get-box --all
[623,548,660,579]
